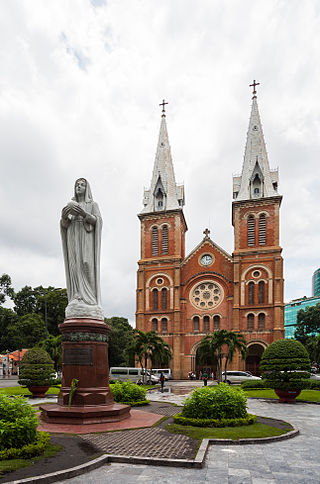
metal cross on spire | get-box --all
[159,99,168,116]
[203,228,210,239]
[249,80,260,98]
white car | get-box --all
[221,371,261,385]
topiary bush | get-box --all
[0,395,38,450]
[182,383,248,420]
[110,381,147,403]
[173,413,256,428]
[18,347,56,387]
[260,339,311,391]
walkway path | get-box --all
[57,390,320,483]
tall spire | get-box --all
[141,103,185,213]
[233,84,279,201]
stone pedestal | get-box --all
[40,318,130,425]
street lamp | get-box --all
[44,288,62,339]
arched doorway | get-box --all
[245,343,265,376]
[195,347,217,380]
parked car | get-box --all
[151,368,173,380]
[221,371,261,385]
[109,367,159,384]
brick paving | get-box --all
[81,426,197,460]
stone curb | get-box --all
[6,422,299,483]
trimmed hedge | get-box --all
[182,384,248,420]
[173,412,257,428]
[0,432,50,460]
[0,395,38,450]
[110,381,147,403]
[260,339,311,391]
[309,380,320,390]
[116,399,150,406]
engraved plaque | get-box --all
[64,347,93,366]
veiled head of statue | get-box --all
[73,178,93,202]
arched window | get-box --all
[248,282,255,305]
[152,288,158,310]
[247,215,255,246]
[161,288,167,310]
[258,281,265,304]
[247,313,254,330]
[152,318,158,332]
[193,316,199,332]
[259,214,266,245]
[203,316,210,332]
[258,313,265,330]
[213,315,220,330]
[161,318,168,333]
[162,225,168,255]
[152,227,158,255]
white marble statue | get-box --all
[60,178,104,320]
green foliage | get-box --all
[197,330,247,382]
[7,313,46,350]
[18,347,55,387]
[0,274,14,305]
[260,339,311,390]
[0,307,18,352]
[303,334,320,364]
[241,380,269,389]
[173,412,256,428]
[106,317,136,367]
[309,380,320,390]
[0,395,38,450]
[0,431,50,460]
[68,378,79,407]
[134,330,172,382]
[110,381,147,403]
[295,302,320,343]
[116,400,150,406]
[38,335,62,370]
[182,383,248,420]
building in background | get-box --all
[136,87,284,378]
[312,267,320,297]
[285,295,320,338]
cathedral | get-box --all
[136,87,284,379]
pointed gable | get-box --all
[141,113,185,214]
[233,94,279,201]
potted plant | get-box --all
[260,339,311,403]
[18,347,56,398]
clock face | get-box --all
[200,254,213,266]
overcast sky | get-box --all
[1,0,320,325]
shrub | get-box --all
[309,380,320,390]
[110,381,147,403]
[0,395,38,450]
[260,339,311,391]
[182,383,248,420]
[173,412,256,427]
[18,347,56,387]
[241,380,269,389]
[0,432,50,460]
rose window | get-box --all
[190,281,223,310]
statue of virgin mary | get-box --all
[60,178,104,320]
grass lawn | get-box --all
[0,386,60,396]
[244,388,320,402]
[0,442,62,478]
[166,422,292,440]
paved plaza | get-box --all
[56,388,320,484]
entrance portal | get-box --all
[245,343,265,376]
[195,347,216,380]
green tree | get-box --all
[0,307,18,352]
[197,330,247,383]
[38,334,62,370]
[13,286,67,336]
[134,330,173,383]
[295,303,320,344]
[7,313,46,350]
[106,317,136,367]
[0,274,14,305]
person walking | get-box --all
[160,372,165,393]
[202,371,208,386]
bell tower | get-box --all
[232,83,284,357]
[136,102,187,378]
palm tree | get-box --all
[197,330,247,383]
[38,334,62,370]
[134,330,172,383]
